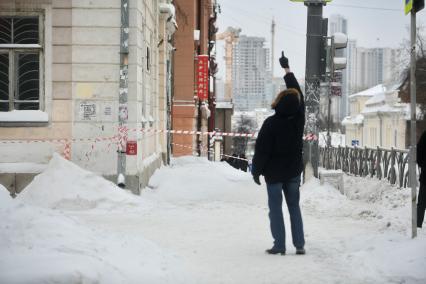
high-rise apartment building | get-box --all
[346,40,358,95]
[232,36,270,111]
[352,47,397,94]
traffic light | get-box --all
[406,0,424,14]
[414,0,424,12]
[330,32,348,73]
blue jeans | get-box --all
[266,176,305,250]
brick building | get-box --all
[172,0,218,156]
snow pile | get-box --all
[0,156,191,284]
[301,174,412,232]
[0,197,189,284]
[301,179,351,216]
[0,199,124,283]
[19,153,143,211]
[344,175,412,231]
[147,156,262,206]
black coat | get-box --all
[252,72,305,183]
[418,130,426,183]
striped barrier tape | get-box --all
[0,128,318,146]
[0,135,119,160]
[221,153,250,162]
[0,135,119,144]
[128,127,317,141]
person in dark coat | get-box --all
[230,153,239,169]
[417,130,426,228]
[239,154,248,172]
[251,52,305,255]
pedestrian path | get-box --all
[1,155,425,283]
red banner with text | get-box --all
[196,55,209,100]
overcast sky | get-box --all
[215,0,425,79]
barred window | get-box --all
[0,16,42,112]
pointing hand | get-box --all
[279,51,289,69]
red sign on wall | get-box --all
[126,141,137,155]
[196,55,209,100]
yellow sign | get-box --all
[405,0,413,14]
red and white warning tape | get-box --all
[303,133,318,141]
[0,135,119,160]
[0,135,119,144]
[220,154,250,162]
[124,127,258,138]
[0,128,318,160]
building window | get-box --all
[0,16,43,112]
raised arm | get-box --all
[279,51,305,117]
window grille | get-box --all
[0,16,42,112]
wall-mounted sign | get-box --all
[196,55,209,100]
[79,102,96,120]
[126,141,137,155]
[405,0,413,14]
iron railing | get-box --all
[319,145,417,188]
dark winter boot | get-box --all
[265,247,286,255]
[296,247,305,255]
[417,207,424,228]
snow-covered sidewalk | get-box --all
[1,155,425,283]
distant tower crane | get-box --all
[215,27,241,102]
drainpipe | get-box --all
[117,0,129,187]
[196,0,202,156]
[378,111,383,147]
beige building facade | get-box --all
[343,84,409,149]
[0,0,176,193]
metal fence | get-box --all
[319,145,416,188]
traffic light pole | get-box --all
[326,36,334,148]
[304,0,327,178]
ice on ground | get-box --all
[18,153,146,211]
